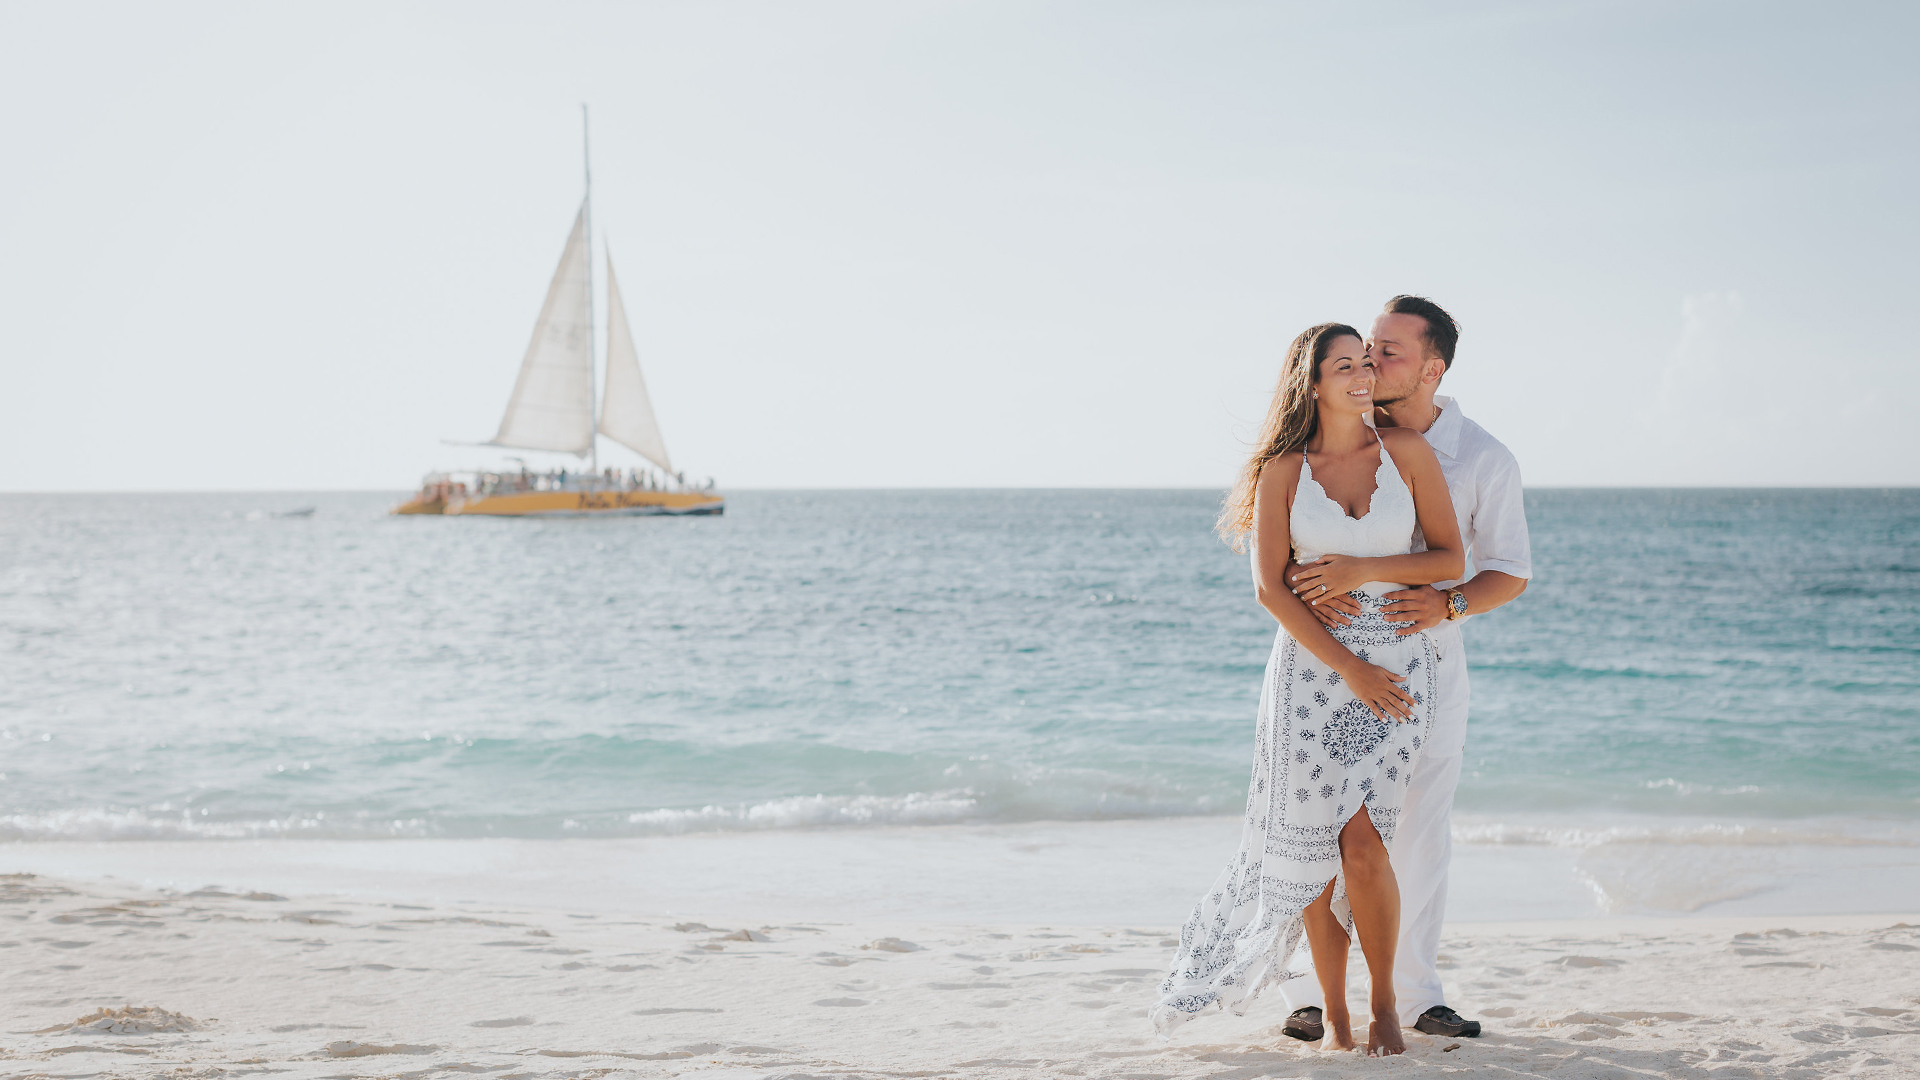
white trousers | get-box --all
[1279,624,1468,1026]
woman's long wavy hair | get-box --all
[1216,322,1363,551]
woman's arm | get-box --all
[1287,430,1465,600]
[1253,455,1417,721]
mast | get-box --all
[583,103,599,476]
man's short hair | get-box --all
[1384,295,1458,370]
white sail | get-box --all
[597,251,673,472]
[490,202,595,456]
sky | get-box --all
[2,0,1915,491]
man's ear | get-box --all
[1424,355,1446,385]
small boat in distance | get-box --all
[396,109,723,518]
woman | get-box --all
[1150,323,1464,1056]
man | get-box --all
[1279,295,1533,1041]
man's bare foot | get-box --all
[1366,1009,1407,1057]
[1318,1009,1357,1052]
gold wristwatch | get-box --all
[1443,589,1468,621]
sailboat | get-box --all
[394,110,723,518]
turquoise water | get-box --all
[0,489,1915,842]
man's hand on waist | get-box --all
[1384,585,1448,635]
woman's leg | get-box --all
[1340,810,1407,1057]
[1302,877,1353,1050]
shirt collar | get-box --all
[1424,394,1464,458]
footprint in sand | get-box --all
[326,1041,435,1057]
[470,1017,536,1028]
[813,997,868,1007]
[1555,955,1621,968]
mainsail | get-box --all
[597,251,673,472]
[490,202,595,456]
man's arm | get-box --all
[1382,572,1526,634]
[1295,564,1522,632]
[1384,448,1532,634]
[1459,570,1528,613]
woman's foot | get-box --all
[1318,1008,1357,1052]
[1366,1008,1407,1057]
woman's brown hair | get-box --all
[1215,322,1363,551]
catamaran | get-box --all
[396,110,723,518]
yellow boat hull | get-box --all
[393,495,447,515]
[442,490,724,517]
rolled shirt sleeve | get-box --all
[1468,448,1532,581]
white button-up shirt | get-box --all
[1411,395,1532,595]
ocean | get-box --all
[2,489,1916,914]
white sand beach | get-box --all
[5,825,1918,1080]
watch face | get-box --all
[1450,592,1467,615]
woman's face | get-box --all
[1313,334,1375,415]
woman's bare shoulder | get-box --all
[1257,450,1306,486]
[1253,450,1304,508]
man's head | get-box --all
[1368,295,1457,406]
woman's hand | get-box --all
[1290,554,1374,606]
[1286,559,1362,626]
[1342,662,1416,722]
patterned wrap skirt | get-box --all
[1149,591,1439,1037]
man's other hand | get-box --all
[1287,560,1360,628]
[1384,586,1448,634]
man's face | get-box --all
[1367,313,1439,405]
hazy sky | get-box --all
[3,0,1915,490]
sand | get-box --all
[4,868,1917,1080]
[8,815,1916,926]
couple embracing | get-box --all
[1150,296,1533,1055]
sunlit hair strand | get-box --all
[1216,322,1362,551]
